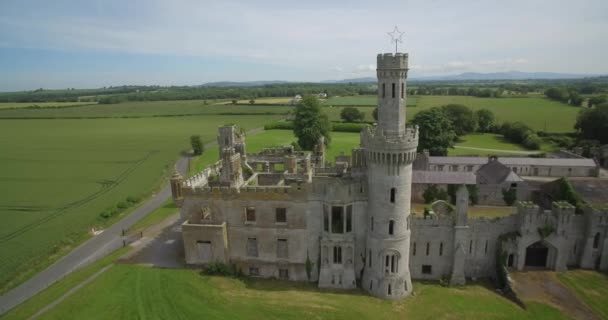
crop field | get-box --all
[0,100,290,118]
[323,95,579,133]
[238,97,294,104]
[0,102,97,109]
[23,264,567,320]
[0,111,283,293]
[412,96,579,133]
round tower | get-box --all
[361,52,418,299]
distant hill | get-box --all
[412,71,595,81]
[320,77,376,84]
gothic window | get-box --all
[333,246,342,264]
[382,83,386,98]
[426,242,430,256]
[389,220,395,235]
[439,242,443,256]
[371,216,374,231]
[323,206,329,232]
[594,232,600,249]
[368,249,372,267]
[388,284,392,296]
[392,83,396,98]
[331,206,344,234]
[275,208,287,223]
[401,83,404,99]
[390,188,396,203]
[469,240,473,254]
[412,242,417,256]
[346,205,353,233]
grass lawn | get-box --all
[557,270,608,319]
[0,102,97,109]
[448,133,555,156]
[324,95,417,107]
[128,200,178,232]
[411,203,515,219]
[26,265,567,320]
[0,112,283,294]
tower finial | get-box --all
[387,26,405,54]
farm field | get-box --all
[237,97,293,104]
[323,95,578,133]
[20,264,568,320]
[0,113,283,294]
[0,102,97,109]
[324,95,417,107]
[0,100,290,118]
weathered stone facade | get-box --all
[177,52,608,301]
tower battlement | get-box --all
[377,53,408,70]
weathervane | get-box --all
[387,26,405,54]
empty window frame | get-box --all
[392,83,396,98]
[422,265,432,275]
[275,208,287,223]
[279,268,289,280]
[246,238,258,257]
[245,207,256,222]
[333,246,342,264]
[390,188,396,203]
[389,220,395,235]
[346,205,353,233]
[331,206,344,234]
[277,239,288,259]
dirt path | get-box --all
[510,271,597,320]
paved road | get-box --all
[0,156,189,315]
[453,145,543,155]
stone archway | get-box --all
[524,241,557,269]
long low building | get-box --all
[413,152,599,178]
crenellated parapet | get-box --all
[376,53,408,78]
[361,125,418,166]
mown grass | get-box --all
[324,95,417,107]
[30,265,567,320]
[128,200,178,232]
[0,113,283,294]
[557,270,608,319]
[0,247,130,320]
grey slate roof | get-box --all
[476,159,523,184]
[412,171,476,185]
[428,156,597,168]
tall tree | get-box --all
[190,135,204,155]
[475,109,495,132]
[293,96,332,150]
[411,107,456,156]
[575,103,608,144]
[442,104,477,135]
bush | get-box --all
[201,262,242,277]
[116,201,129,209]
[423,185,439,204]
[126,195,140,203]
[332,122,367,133]
[502,188,517,206]
[522,134,541,150]
[340,107,365,122]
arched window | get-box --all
[412,242,417,256]
[333,246,342,264]
[401,83,404,99]
[389,220,394,235]
[593,232,601,249]
[382,83,386,98]
[439,242,443,256]
[392,83,396,98]
[390,188,396,203]
[388,284,392,295]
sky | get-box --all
[0,0,607,91]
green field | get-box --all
[0,112,283,294]
[0,102,97,109]
[324,95,578,133]
[324,95,417,107]
[0,100,290,118]
[558,270,608,319]
[11,264,567,320]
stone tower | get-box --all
[361,53,418,299]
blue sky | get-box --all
[1,0,607,91]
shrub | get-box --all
[502,188,517,206]
[116,201,129,209]
[423,185,439,204]
[332,122,367,133]
[201,262,242,277]
[340,107,365,122]
[522,134,541,150]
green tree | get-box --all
[293,96,332,150]
[442,104,477,135]
[340,107,365,122]
[411,107,456,156]
[190,135,204,155]
[423,185,439,204]
[569,92,583,106]
[575,103,608,144]
[249,99,255,105]
[475,109,495,133]
[587,95,607,108]
[502,188,517,206]
[231,99,237,105]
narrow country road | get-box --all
[0,156,189,315]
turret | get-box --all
[362,52,417,299]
